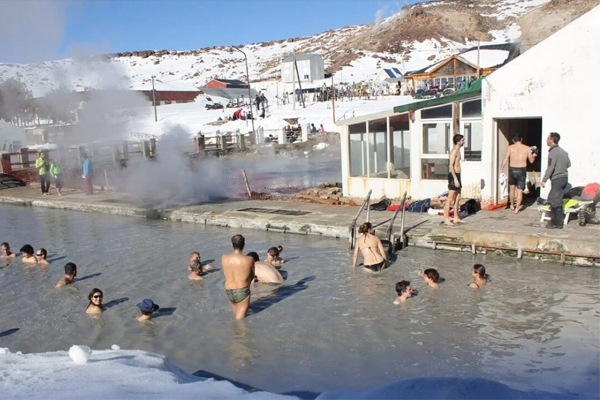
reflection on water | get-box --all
[0,204,598,396]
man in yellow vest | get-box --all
[35,152,50,195]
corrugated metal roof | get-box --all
[137,90,203,102]
[200,87,258,100]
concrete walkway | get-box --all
[0,186,598,266]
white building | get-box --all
[281,54,325,84]
[337,5,600,207]
[480,5,600,208]
[0,120,26,152]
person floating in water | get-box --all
[221,234,255,320]
[266,245,284,268]
[393,280,413,304]
[136,299,160,322]
[35,248,51,265]
[86,288,104,314]
[247,252,284,285]
[55,262,77,288]
[470,264,488,289]
[20,244,37,264]
[419,268,440,288]
[1,242,16,259]
[352,222,387,272]
[188,251,213,272]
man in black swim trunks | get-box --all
[444,134,465,226]
[221,235,255,320]
[501,134,537,214]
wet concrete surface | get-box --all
[0,186,598,265]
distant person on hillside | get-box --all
[35,152,50,195]
[266,245,284,268]
[247,252,284,284]
[319,124,325,133]
[311,123,318,133]
[35,248,50,265]
[352,222,387,272]
[1,242,16,259]
[254,94,261,112]
[136,299,160,322]
[55,262,77,288]
[221,234,255,320]
[20,244,37,264]
[393,280,413,304]
[81,153,94,195]
[419,268,440,288]
[50,159,64,196]
[501,134,537,214]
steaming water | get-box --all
[0,204,598,396]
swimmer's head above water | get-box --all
[394,280,413,304]
[472,264,488,279]
[86,288,103,314]
[422,268,440,284]
[20,244,34,257]
[358,222,374,235]
[246,252,260,262]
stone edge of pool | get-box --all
[0,188,598,266]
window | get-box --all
[349,123,367,177]
[368,119,387,177]
[304,74,309,79]
[422,123,451,155]
[390,115,410,179]
[463,122,482,161]
[422,104,452,119]
[421,158,450,180]
[461,99,481,118]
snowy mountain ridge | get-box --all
[1,0,592,98]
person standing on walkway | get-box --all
[444,134,465,226]
[50,159,64,196]
[81,153,93,195]
[500,134,537,214]
[35,152,50,195]
[541,132,570,229]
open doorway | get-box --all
[495,118,542,204]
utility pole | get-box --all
[476,41,481,78]
[232,46,256,143]
[151,75,158,122]
[320,47,335,123]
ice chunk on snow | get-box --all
[68,345,92,364]
[111,344,121,350]
[0,348,9,355]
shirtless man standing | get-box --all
[501,134,537,213]
[444,134,465,226]
[221,235,255,320]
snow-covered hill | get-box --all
[0,0,560,97]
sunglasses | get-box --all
[92,295,103,299]
[36,253,43,257]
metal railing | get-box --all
[348,189,372,249]
[386,192,407,255]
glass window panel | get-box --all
[368,119,387,177]
[349,134,367,177]
[421,104,452,119]
[463,121,483,161]
[462,99,482,118]
[422,123,451,154]
[421,158,450,180]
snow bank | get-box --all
[0,347,593,400]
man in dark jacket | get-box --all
[541,132,571,229]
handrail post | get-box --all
[349,189,372,249]
[386,192,407,255]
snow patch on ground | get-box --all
[0,347,593,400]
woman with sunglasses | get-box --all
[86,288,104,314]
[35,248,50,265]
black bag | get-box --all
[459,199,479,215]
[369,198,391,211]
